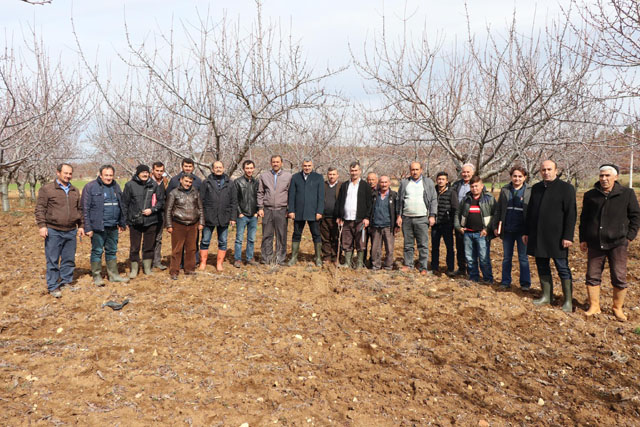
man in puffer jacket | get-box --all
[81,164,129,286]
[121,164,165,278]
[454,175,496,283]
[165,174,204,279]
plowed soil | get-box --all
[1,196,640,426]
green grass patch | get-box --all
[633,327,640,335]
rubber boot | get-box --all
[533,275,553,306]
[585,285,601,316]
[129,261,139,279]
[288,242,300,266]
[339,251,353,268]
[216,250,226,272]
[198,250,209,271]
[314,242,323,267]
[355,251,365,269]
[142,259,153,275]
[106,259,129,283]
[561,279,573,313]
[91,261,105,287]
[612,287,628,321]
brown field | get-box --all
[1,194,640,426]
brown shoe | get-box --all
[246,259,258,266]
[234,260,242,268]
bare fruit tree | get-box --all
[353,11,602,180]
[0,31,88,211]
[78,2,344,178]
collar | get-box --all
[272,169,280,175]
[327,181,337,188]
[411,175,423,183]
[350,178,360,185]
[56,179,70,189]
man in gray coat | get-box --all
[258,155,293,265]
[397,161,438,275]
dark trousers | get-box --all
[261,207,288,264]
[586,243,629,289]
[535,257,572,280]
[292,220,321,243]
[153,216,164,266]
[170,222,198,275]
[371,226,395,269]
[44,228,77,291]
[320,217,339,260]
[129,223,157,262]
[431,223,454,272]
[455,230,467,272]
[341,220,366,251]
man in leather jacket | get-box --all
[234,160,259,267]
[165,174,204,279]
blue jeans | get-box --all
[431,223,454,272]
[234,216,257,261]
[90,227,119,262]
[463,231,493,282]
[44,228,77,291]
[201,225,229,251]
[535,257,572,280]
[501,231,530,287]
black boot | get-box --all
[91,261,104,287]
[288,242,300,266]
[339,251,353,268]
[561,279,573,313]
[314,242,323,267]
[533,275,553,306]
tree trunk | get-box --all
[16,178,26,207]
[1,175,10,212]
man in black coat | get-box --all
[287,158,325,266]
[199,161,238,272]
[524,160,577,312]
[579,164,640,321]
[122,164,165,278]
[336,161,373,268]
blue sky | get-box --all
[4,0,568,98]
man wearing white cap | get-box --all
[579,164,640,321]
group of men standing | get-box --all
[35,158,638,322]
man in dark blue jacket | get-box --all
[81,165,129,286]
[200,161,237,271]
[287,158,325,266]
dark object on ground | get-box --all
[102,299,130,311]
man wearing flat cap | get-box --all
[579,164,640,321]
